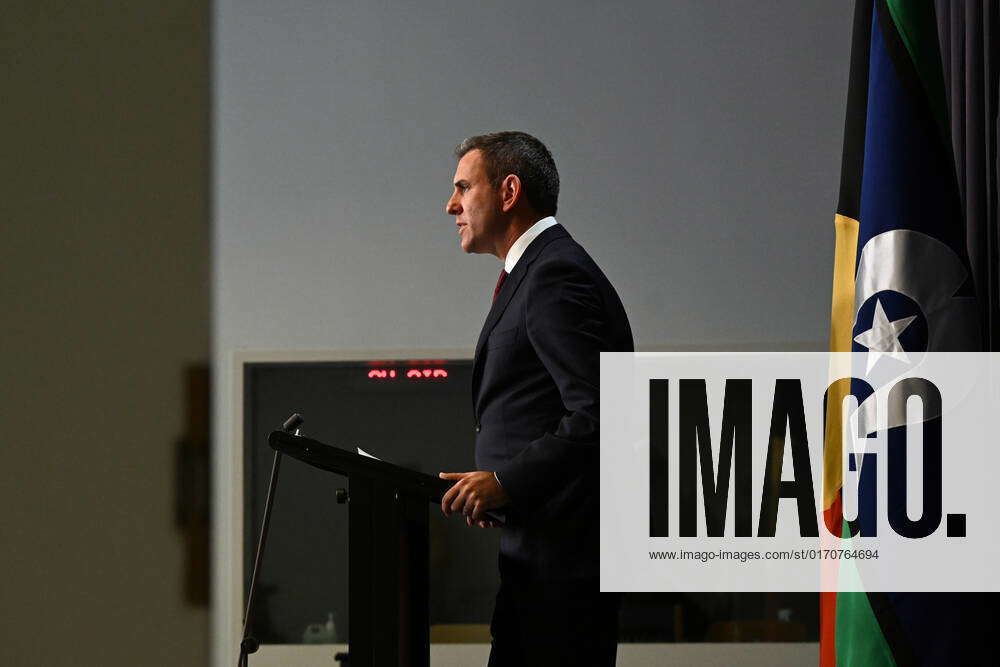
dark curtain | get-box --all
[935,0,1000,349]
[929,5,998,659]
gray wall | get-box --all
[213,1,852,664]
[3,1,210,665]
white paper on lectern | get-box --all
[357,447,381,461]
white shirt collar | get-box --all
[504,216,558,273]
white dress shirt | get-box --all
[504,216,558,273]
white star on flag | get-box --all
[853,297,917,373]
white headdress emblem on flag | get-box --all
[850,230,979,433]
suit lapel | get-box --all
[471,224,569,407]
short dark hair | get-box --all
[454,131,559,216]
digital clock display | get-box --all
[367,366,449,380]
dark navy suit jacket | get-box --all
[472,223,633,582]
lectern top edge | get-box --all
[267,430,449,502]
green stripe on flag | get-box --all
[884,0,948,136]
[834,521,896,666]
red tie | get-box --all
[492,269,508,302]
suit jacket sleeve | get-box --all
[494,257,607,509]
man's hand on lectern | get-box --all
[438,471,509,525]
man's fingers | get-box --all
[450,485,470,514]
[441,480,462,515]
[440,472,503,520]
[440,473,471,515]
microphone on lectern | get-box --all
[281,413,304,434]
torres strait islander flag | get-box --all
[824,1,983,666]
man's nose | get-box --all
[445,195,461,215]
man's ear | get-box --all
[499,174,522,213]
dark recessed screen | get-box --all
[243,359,499,644]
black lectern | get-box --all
[239,416,462,667]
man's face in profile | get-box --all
[445,149,503,256]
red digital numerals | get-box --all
[367,368,447,380]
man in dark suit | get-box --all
[439,131,633,666]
